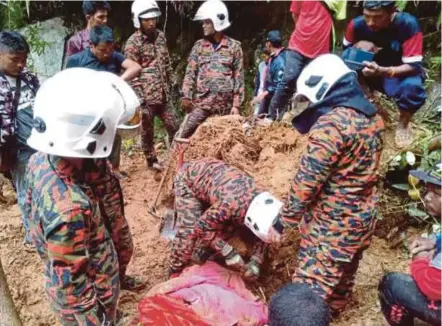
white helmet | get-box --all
[27,68,140,158]
[193,0,231,32]
[131,0,161,29]
[296,54,356,104]
[245,192,283,243]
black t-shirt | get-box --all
[66,48,125,74]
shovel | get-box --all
[148,114,190,219]
[158,208,177,240]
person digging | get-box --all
[343,0,426,148]
[168,157,282,281]
[267,54,385,317]
[25,69,146,326]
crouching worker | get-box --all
[378,163,441,326]
[268,54,385,316]
[169,158,282,281]
[25,68,142,325]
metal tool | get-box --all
[158,208,177,240]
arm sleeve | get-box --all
[113,51,126,65]
[194,202,232,255]
[161,35,177,87]
[169,226,197,275]
[266,59,285,95]
[45,208,101,325]
[65,36,79,58]
[181,44,199,99]
[278,120,344,228]
[124,36,141,63]
[0,88,14,147]
[410,258,441,301]
[232,44,245,108]
[343,20,356,47]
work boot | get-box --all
[121,275,147,292]
[146,157,164,172]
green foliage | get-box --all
[0,0,27,30]
[396,0,408,11]
[0,1,51,73]
[420,146,441,172]
[122,138,136,157]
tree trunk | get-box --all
[0,259,22,326]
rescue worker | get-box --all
[267,0,347,122]
[343,0,426,148]
[169,158,281,281]
[180,0,245,138]
[25,68,140,324]
[124,0,178,171]
[0,31,39,247]
[378,163,441,326]
[268,54,385,315]
[251,30,286,118]
[66,1,111,57]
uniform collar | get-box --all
[202,34,228,50]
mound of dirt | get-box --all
[159,115,309,298]
[162,115,307,203]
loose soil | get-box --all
[0,116,412,326]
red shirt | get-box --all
[410,257,441,301]
[288,1,333,58]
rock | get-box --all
[20,17,69,82]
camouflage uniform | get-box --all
[277,107,385,313]
[25,153,134,325]
[169,158,265,275]
[180,36,245,138]
[124,30,177,163]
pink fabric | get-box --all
[147,262,268,325]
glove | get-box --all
[180,98,194,113]
[244,259,260,281]
[192,246,213,264]
[221,244,245,271]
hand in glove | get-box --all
[222,244,245,271]
[244,259,260,281]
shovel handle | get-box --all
[150,114,191,211]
